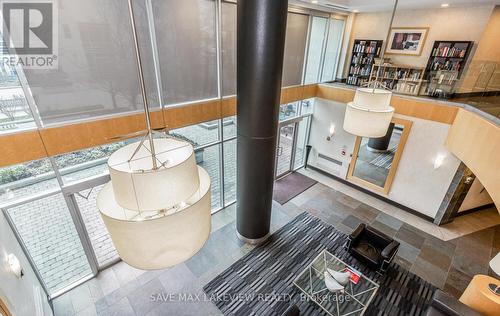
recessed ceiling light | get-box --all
[441,3,449,7]
[311,0,318,4]
[353,9,359,13]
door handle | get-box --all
[277,146,283,156]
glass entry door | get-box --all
[276,122,296,178]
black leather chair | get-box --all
[346,223,399,273]
[425,290,482,316]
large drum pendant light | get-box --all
[96,0,211,270]
[344,88,394,137]
[343,0,399,137]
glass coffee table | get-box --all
[293,249,379,316]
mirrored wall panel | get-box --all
[348,119,412,193]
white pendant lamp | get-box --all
[343,0,399,138]
[96,0,211,270]
[344,88,394,138]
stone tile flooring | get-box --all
[53,177,499,316]
[300,168,500,241]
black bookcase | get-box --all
[423,40,473,98]
[346,39,383,86]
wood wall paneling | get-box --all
[163,99,221,129]
[316,84,355,103]
[302,84,318,99]
[0,131,47,166]
[221,96,237,117]
[280,86,304,104]
[0,84,492,171]
[316,85,458,124]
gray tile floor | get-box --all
[52,181,499,316]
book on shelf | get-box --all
[348,39,383,86]
[369,64,425,95]
[424,41,472,98]
[346,76,369,86]
[430,59,461,71]
[353,41,381,55]
[432,45,467,58]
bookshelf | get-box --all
[346,39,383,86]
[369,64,426,95]
[423,40,473,98]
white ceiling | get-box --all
[295,0,500,12]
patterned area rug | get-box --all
[203,212,435,316]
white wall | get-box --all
[343,5,494,77]
[308,99,356,177]
[388,114,461,218]
[0,214,53,316]
[308,98,460,218]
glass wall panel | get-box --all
[282,13,309,87]
[321,19,345,82]
[304,16,328,84]
[294,116,310,169]
[0,158,59,204]
[0,60,36,134]
[198,144,221,210]
[5,193,92,293]
[300,98,315,115]
[223,139,236,204]
[54,139,136,184]
[152,0,218,105]
[223,115,236,140]
[22,0,158,125]
[170,119,220,147]
[276,123,296,177]
[74,185,119,267]
[221,1,237,96]
[279,102,299,121]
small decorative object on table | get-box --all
[327,268,351,286]
[293,250,379,316]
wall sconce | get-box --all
[7,253,23,278]
[433,154,446,169]
[326,124,335,141]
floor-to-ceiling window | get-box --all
[304,16,328,84]
[0,0,347,299]
[304,15,346,84]
[282,12,309,87]
[321,18,345,82]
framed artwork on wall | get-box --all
[385,27,429,56]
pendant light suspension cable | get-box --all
[127,0,158,169]
[373,0,399,91]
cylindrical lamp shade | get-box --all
[343,102,395,138]
[108,138,199,211]
[97,167,211,270]
[354,88,392,110]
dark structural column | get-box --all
[236,0,288,244]
[367,123,395,152]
